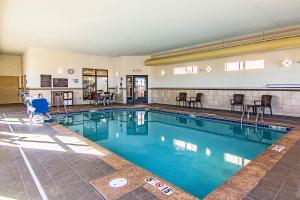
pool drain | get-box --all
[109,178,127,188]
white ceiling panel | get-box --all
[0,0,300,56]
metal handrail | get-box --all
[256,107,263,122]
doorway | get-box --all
[0,76,20,104]
[126,75,148,104]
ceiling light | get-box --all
[161,70,166,76]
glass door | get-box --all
[133,75,148,104]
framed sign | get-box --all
[40,74,52,87]
[53,78,68,87]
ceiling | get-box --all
[1,0,300,56]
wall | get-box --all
[23,48,149,104]
[149,47,300,117]
[0,54,22,76]
[21,47,300,117]
[112,56,151,103]
[0,54,22,103]
[23,48,115,105]
[150,48,300,88]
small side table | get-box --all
[244,104,257,119]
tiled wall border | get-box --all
[149,88,300,117]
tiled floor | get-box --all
[0,103,300,200]
[0,106,108,200]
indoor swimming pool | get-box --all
[54,109,288,198]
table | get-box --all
[244,104,257,119]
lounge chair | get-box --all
[230,94,244,111]
[254,95,273,116]
[176,92,187,106]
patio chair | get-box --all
[176,92,187,106]
[230,94,244,111]
[188,93,203,108]
[254,95,273,116]
[94,93,107,106]
[107,93,114,105]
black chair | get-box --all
[107,93,114,105]
[230,94,245,111]
[94,92,106,106]
[176,92,187,106]
[254,95,272,116]
[188,93,203,108]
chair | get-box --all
[254,95,272,116]
[176,92,187,106]
[188,93,203,108]
[230,94,244,111]
[94,93,106,106]
[107,93,114,105]
[29,98,51,122]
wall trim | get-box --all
[27,87,83,90]
[149,87,300,91]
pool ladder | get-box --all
[241,106,263,124]
[55,94,68,115]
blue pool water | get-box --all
[54,110,287,198]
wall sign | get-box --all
[53,78,68,87]
[272,145,285,153]
[40,74,52,87]
[133,69,142,73]
[145,177,175,196]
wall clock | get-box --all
[68,69,75,74]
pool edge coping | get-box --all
[49,105,300,200]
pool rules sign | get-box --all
[145,177,175,195]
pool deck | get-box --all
[0,103,299,200]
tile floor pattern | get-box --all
[245,140,300,200]
[0,104,300,199]
[0,104,157,200]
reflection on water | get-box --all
[174,139,198,152]
[54,110,287,198]
[224,153,251,166]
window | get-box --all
[225,62,243,71]
[82,68,108,100]
[174,66,198,75]
[245,60,264,70]
[225,60,264,71]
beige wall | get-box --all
[148,47,300,117]
[0,54,22,76]
[23,48,149,104]
[21,47,300,116]
[23,48,115,88]
[113,56,151,103]
[150,47,300,88]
